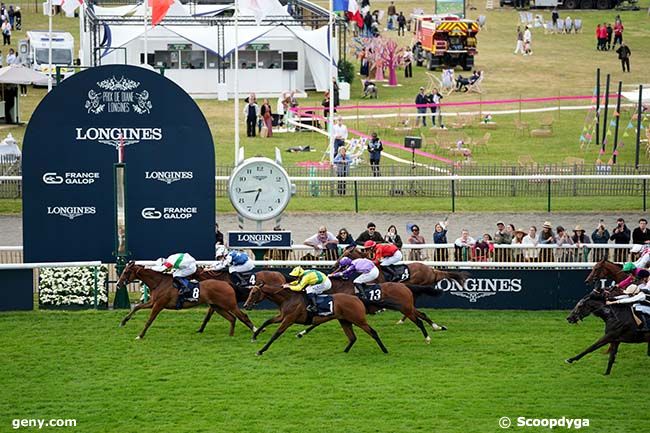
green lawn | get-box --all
[0,308,645,433]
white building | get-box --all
[79,0,341,98]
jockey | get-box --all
[607,271,650,332]
[618,262,643,290]
[329,256,378,298]
[363,240,403,281]
[151,253,197,295]
[631,244,650,269]
[211,245,255,288]
[283,266,331,313]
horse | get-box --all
[584,259,628,286]
[243,279,389,356]
[566,288,650,375]
[192,268,253,334]
[117,261,257,339]
[297,278,441,343]
[338,245,465,324]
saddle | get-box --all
[382,265,409,282]
[173,278,200,309]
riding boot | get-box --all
[306,293,318,313]
[641,315,650,332]
[174,277,189,309]
[354,283,368,300]
[230,272,243,290]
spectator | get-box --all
[336,228,356,247]
[613,20,623,49]
[554,226,574,262]
[551,7,559,29]
[523,26,532,56]
[0,49,3,66]
[386,1,396,30]
[606,23,613,50]
[356,222,383,244]
[5,47,15,64]
[494,220,512,245]
[454,229,475,261]
[514,26,524,55]
[632,218,650,245]
[260,98,273,137]
[511,228,526,262]
[322,91,332,122]
[7,5,13,30]
[244,95,259,137]
[333,117,348,157]
[333,146,352,196]
[276,93,288,127]
[522,226,539,262]
[397,12,406,36]
[407,224,426,260]
[428,89,442,127]
[1,19,10,46]
[591,220,610,262]
[538,221,555,262]
[415,87,428,127]
[14,7,20,31]
[571,225,591,262]
[565,16,573,34]
[304,226,338,260]
[478,234,495,261]
[215,223,224,246]
[367,131,383,177]
[610,217,631,262]
[403,46,413,78]
[384,224,403,248]
[433,220,448,261]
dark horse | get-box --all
[117,261,257,339]
[584,259,628,286]
[243,278,389,356]
[298,278,441,343]
[566,288,650,375]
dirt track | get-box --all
[2,211,646,248]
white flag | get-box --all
[238,0,281,25]
[61,0,83,15]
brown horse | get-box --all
[117,261,257,339]
[566,288,650,375]
[585,259,628,286]
[192,268,253,334]
[243,279,389,356]
[298,278,439,343]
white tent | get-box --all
[0,133,21,160]
[0,65,49,85]
[621,88,650,103]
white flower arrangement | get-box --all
[39,266,109,308]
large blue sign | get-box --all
[23,65,215,262]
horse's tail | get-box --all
[405,284,445,298]
[433,269,468,285]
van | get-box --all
[19,31,75,82]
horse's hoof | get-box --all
[565,359,573,364]
[432,324,447,331]
[425,336,431,344]
[252,326,258,333]
[196,329,204,333]
[256,351,264,356]
[296,330,306,339]
[250,338,256,343]
[135,336,142,340]
[119,323,125,328]
[396,319,404,325]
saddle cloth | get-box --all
[362,284,383,303]
[315,294,335,316]
[383,265,410,282]
[174,280,200,309]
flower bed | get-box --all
[39,266,109,309]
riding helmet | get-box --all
[289,266,305,277]
[363,240,377,249]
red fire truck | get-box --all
[412,15,480,71]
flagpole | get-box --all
[143,2,148,65]
[47,0,52,92]
[328,0,335,162]
[234,0,240,164]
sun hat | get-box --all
[543,221,552,229]
[573,225,584,232]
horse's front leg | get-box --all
[566,334,613,364]
[252,314,282,341]
[256,318,294,356]
[120,300,153,327]
[605,341,620,375]
[136,302,166,339]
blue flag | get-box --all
[333,0,348,11]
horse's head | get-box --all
[584,259,620,285]
[116,260,139,289]
[567,289,606,324]
[341,245,367,260]
[243,283,266,310]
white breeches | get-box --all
[380,250,403,266]
[353,266,379,284]
[230,260,255,273]
[633,304,650,315]
[634,253,650,270]
[306,279,332,295]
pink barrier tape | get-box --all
[290,94,621,113]
[297,111,455,165]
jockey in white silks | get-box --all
[151,253,197,294]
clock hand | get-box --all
[254,188,262,204]
[240,189,259,193]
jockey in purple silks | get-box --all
[330,257,379,298]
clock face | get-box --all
[228,158,292,221]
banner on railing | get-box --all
[228,231,293,249]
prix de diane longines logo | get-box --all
[79,76,162,150]
[436,278,523,302]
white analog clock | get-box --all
[228,157,292,221]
